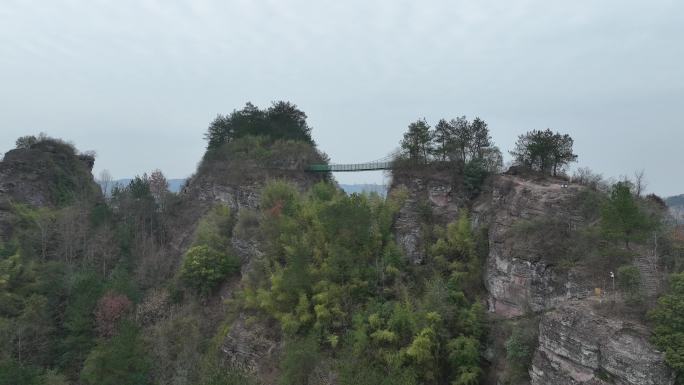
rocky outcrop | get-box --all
[221,314,282,383]
[173,144,328,383]
[530,301,674,385]
[391,171,594,310]
[0,140,100,241]
[391,170,674,385]
[392,170,463,264]
[633,253,661,302]
[474,174,591,317]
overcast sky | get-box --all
[1,0,682,195]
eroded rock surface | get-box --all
[530,301,674,385]
[0,141,100,242]
[175,149,327,384]
[478,175,590,317]
[221,314,282,382]
[392,172,462,264]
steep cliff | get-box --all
[168,139,329,382]
[0,139,100,241]
[389,169,675,384]
[475,174,591,317]
[531,301,674,385]
[391,168,464,264]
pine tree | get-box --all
[432,119,454,161]
[400,119,432,163]
[601,182,653,248]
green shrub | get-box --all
[505,323,538,381]
[651,273,684,379]
[194,205,234,250]
[39,369,68,385]
[80,322,150,385]
[463,159,489,198]
[279,336,319,385]
[0,359,41,385]
[617,265,642,305]
[180,246,239,295]
[601,182,654,249]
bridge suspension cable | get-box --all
[307,151,400,172]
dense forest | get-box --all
[1,102,683,385]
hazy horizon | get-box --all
[1,1,682,196]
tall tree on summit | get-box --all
[469,117,492,160]
[510,129,577,176]
[401,119,432,164]
[432,119,454,161]
[451,116,471,164]
[204,101,314,150]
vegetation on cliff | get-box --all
[510,129,577,176]
[651,273,684,383]
[204,101,315,150]
[240,181,487,385]
[1,104,682,385]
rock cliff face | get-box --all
[474,174,590,317]
[390,170,675,385]
[0,140,99,241]
[391,170,463,264]
[175,146,328,382]
[530,301,674,385]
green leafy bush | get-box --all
[601,181,654,249]
[279,336,319,385]
[617,265,642,305]
[181,246,239,295]
[505,323,538,381]
[650,273,684,378]
[194,205,234,251]
[80,322,150,385]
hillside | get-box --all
[1,108,682,385]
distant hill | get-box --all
[338,184,387,196]
[666,194,684,207]
[100,178,187,195]
[102,179,386,197]
[666,194,684,222]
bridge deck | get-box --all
[307,161,393,172]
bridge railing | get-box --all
[307,161,393,172]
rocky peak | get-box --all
[0,139,101,241]
[169,140,329,381]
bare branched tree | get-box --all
[634,169,647,197]
[98,169,113,197]
[149,170,168,201]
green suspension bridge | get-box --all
[306,154,396,172]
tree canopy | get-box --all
[398,116,502,171]
[400,119,432,164]
[510,129,577,176]
[238,181,488,385]
[601,181,654,249]
[204,101,314,150]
